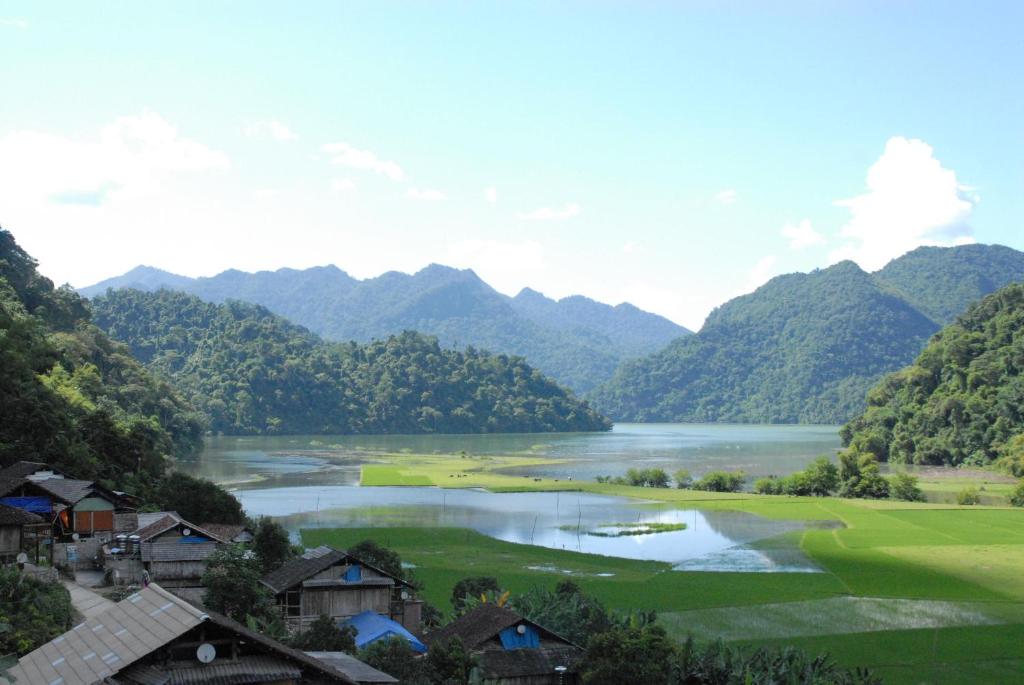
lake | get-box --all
[187,423,841,572]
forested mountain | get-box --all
[590,261,940,423]
[0,229,204,495]
[592,244,1024,424]
[841,283,1024,467]
[874,244,1024,325]
[81,264,689,393]
[90,288,611,435]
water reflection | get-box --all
[235,485,823,572]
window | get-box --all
[284,591,301,617]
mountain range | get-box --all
[589,244,1024,424]
[81,264,689,393]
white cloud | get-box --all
[519,203,580,221]
[243,119,298,141]
[484,186,498,203]
[0,110,229,208]
[330,178,356,194]
[0,18,28,29]
[322,142,404,181]
[781,218,825,249]
[406,188,446,201]
[714,189,737,205]
[830,136,977,270]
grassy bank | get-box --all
[310,457,1024,683]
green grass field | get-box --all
[307,454,1024,683]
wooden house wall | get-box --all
[299,586,391,618]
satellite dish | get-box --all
[16,552,28,564]
[72,533,80,542]
[516,624,527,635]
[400,591,409,601]
[182,528,191,536]
[196,643,216,664]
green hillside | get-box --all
[590,261,938,423]
[841,283,1024,467]
[0,229,204,494]
[591,244,1024,425]
[81,263,689,393]
[90,288,611,435]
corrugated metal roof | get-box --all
[133,514,229,545]
[6,584,207,685]
[305,652,398,684]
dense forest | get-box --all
[841,283,1024,468]
[0,229,233,513]
[591,244,1024,424]
[81,263,688,393]
[90,288,612,435]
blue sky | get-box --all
[1,1,1021,329]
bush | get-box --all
[360,637,431,685]
[889,472,926,502]
[692,470,745,492]
[290,615,357,653]
[956,487,981,506]
[451,576,501,613]
[673,469,692,489]
[753,477,784,495]
[625,468,670,488]
[201,546,276,625]
[1009,481,1024,507]
[0,567,74,655]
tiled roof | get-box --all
[425,604,580,651]
[198,523,249,542]
[0,461,51,480]
[30,478,96,506]
[133,514,229,544]
[262,547,412,594]
[306,651,399,684]
[7,583,360,685]
[0,502,43,525]
[121,654,301,684]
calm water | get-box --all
[186,424,841,572]
[185,423,841,488]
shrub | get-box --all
[889,472,926,502]
[0,567,74,655]
[692,470,745,492]
[625,468,670,488]
[290,615,357,653]
[753,477,784,495]
[451,576,501,613]
[673,469,692,489]
[956,487,981,506]
[1009,481,1024,507]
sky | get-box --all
[0,2,1021,331]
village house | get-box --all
[104,511,232,603]
[261,545,423,634]
[0,461,134,569]
[425,604,582,685]
[5,582,397,685]
[0,502,42,563]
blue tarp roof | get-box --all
[340,611,427,653]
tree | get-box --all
[580,624,674,685]
[360,637,431,685]
[673,469,692,489]
[254,517,295,573]
[889,472,925,502]
[451,576,501,613]
[290,615,357,653]
[0,567,74,656]
[154,472,244,524]
[508,581,614,646]
[1009,481,1024,507]
[201,547,274,624]
[692,471,745,492]
[803,457,840,496]
[347,539,406,580]
[425,636,476,685]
